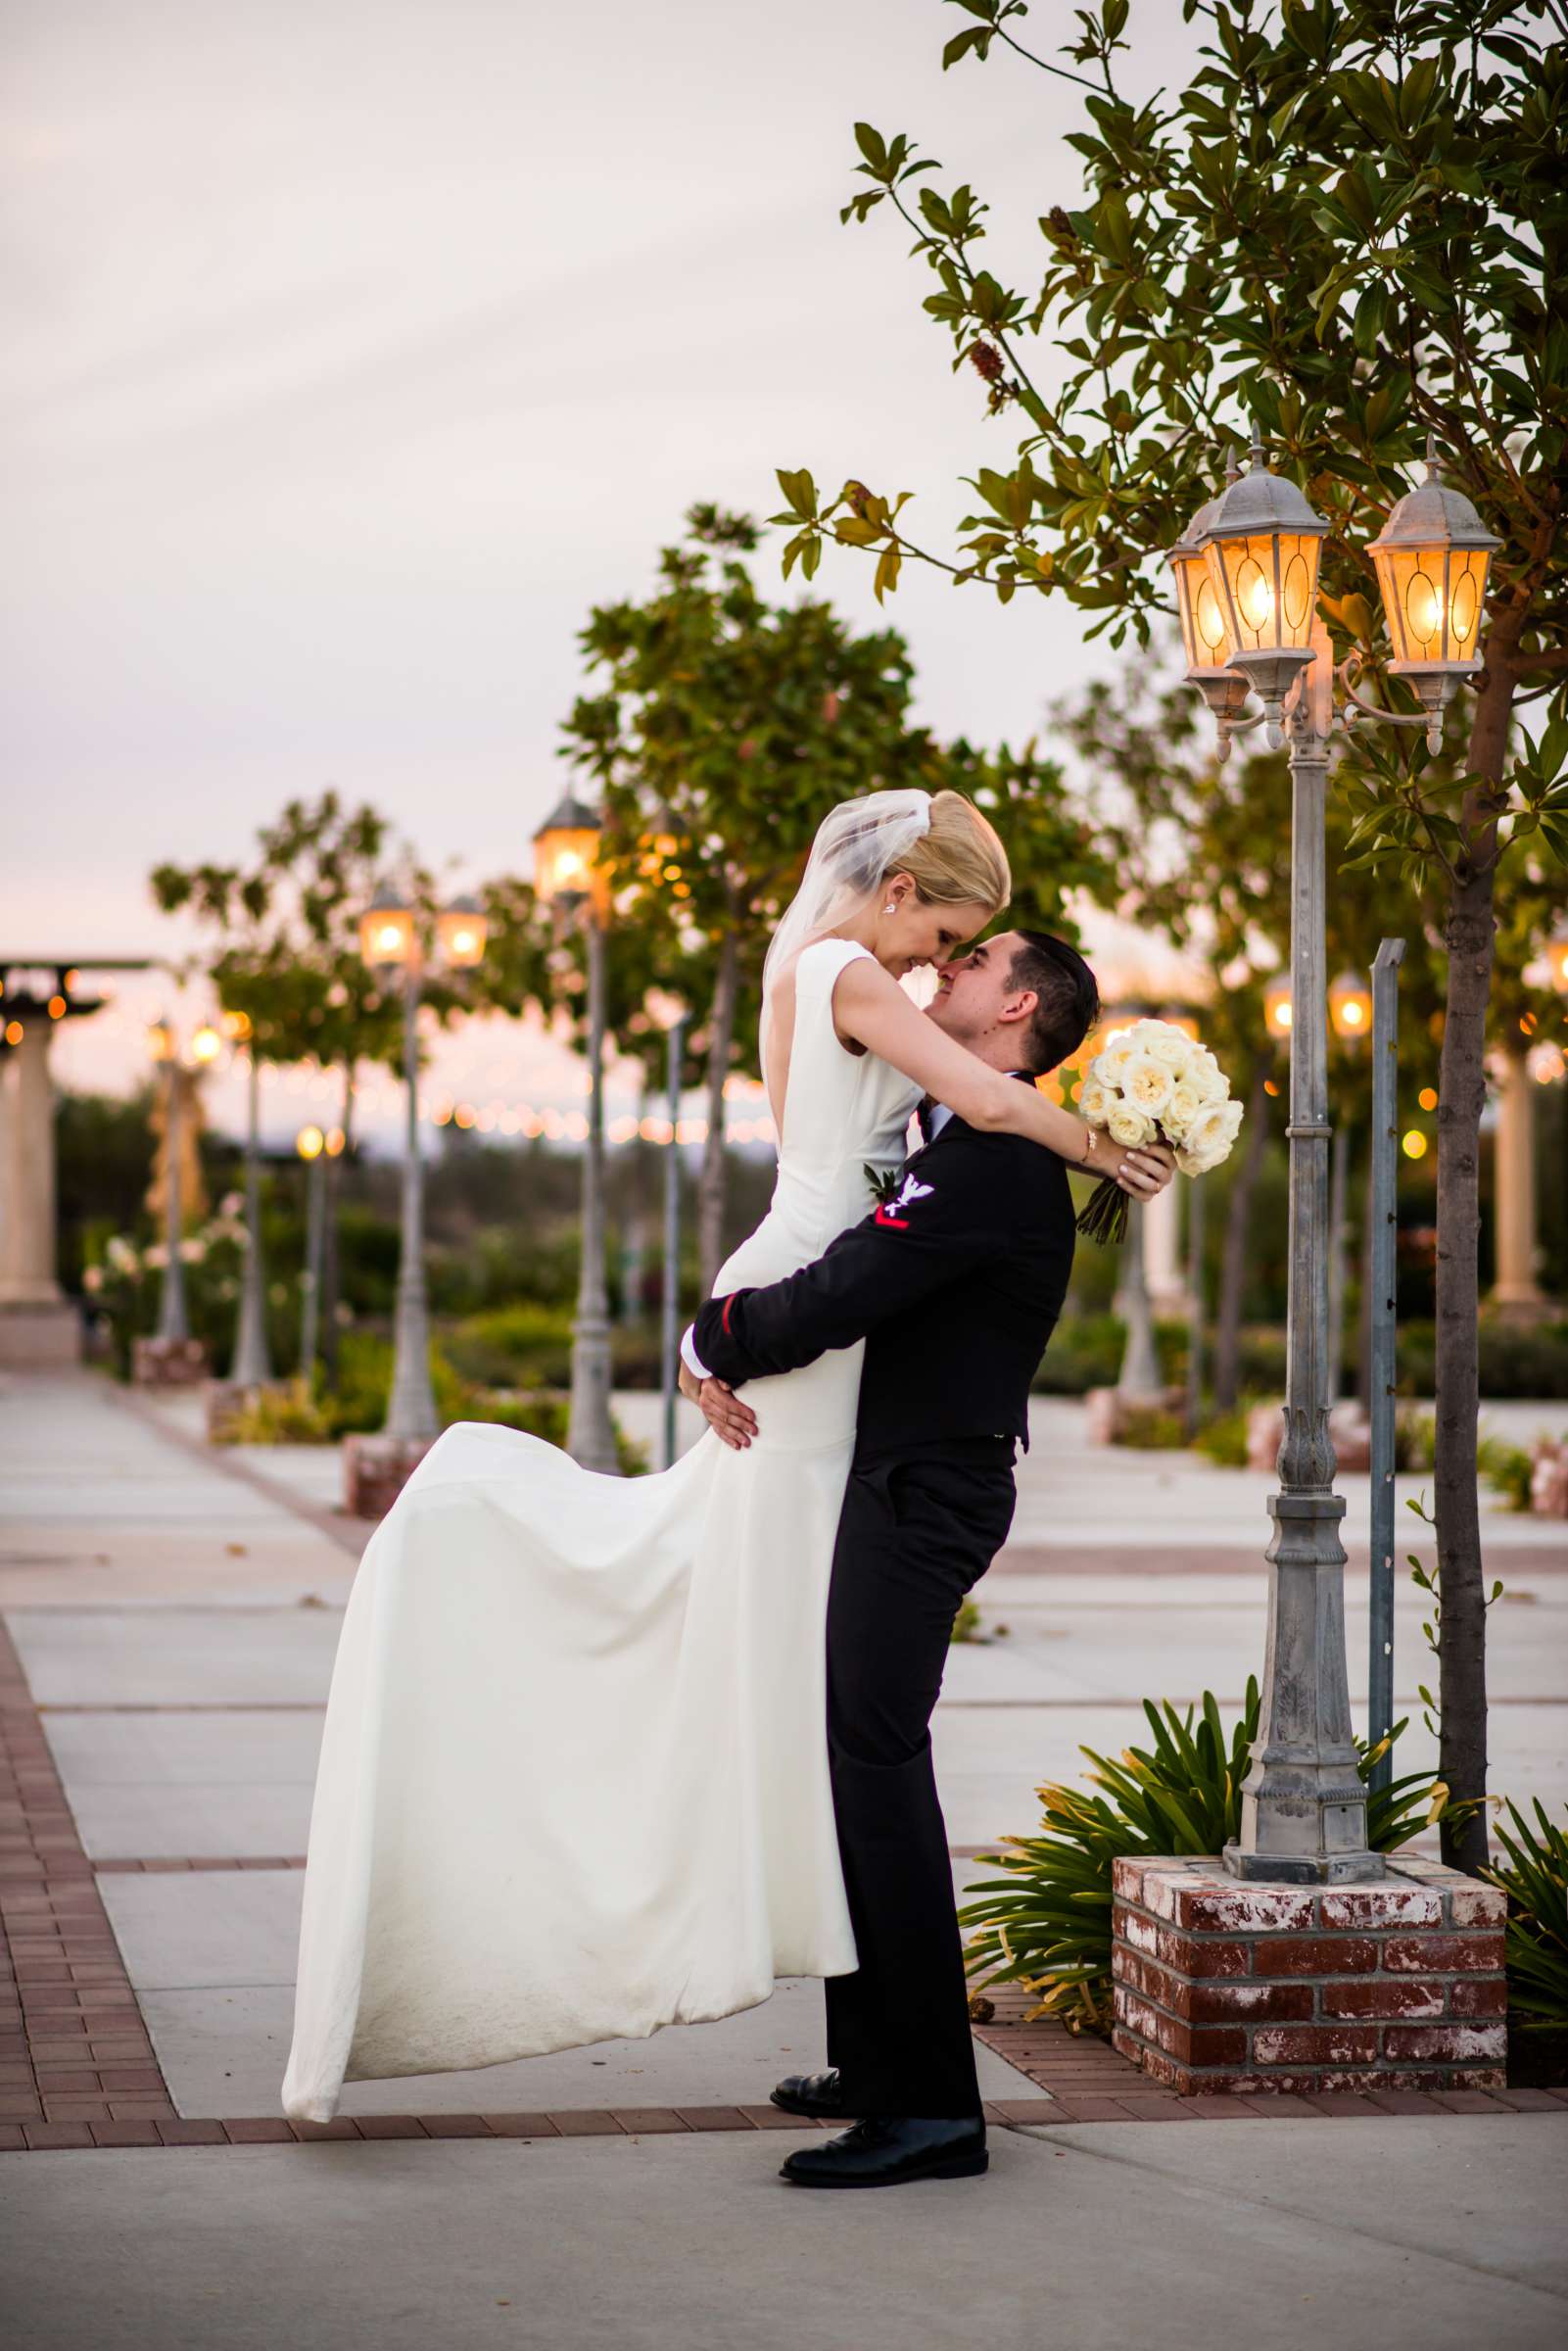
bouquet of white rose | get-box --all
[1075,1018,1244,1246]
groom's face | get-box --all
[925,932,1028,1050]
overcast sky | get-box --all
[3,0,1205,1135]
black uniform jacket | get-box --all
[689,1090,1076,1459]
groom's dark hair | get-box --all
[1007,931,1101,1076]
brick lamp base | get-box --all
[1113,1854,1506,2095]
[343,1433,435,1521]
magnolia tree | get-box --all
[152,795,546,1381]
[776,0,1567,1869]
[562,505,934,1289]
[560,506,1116,1284]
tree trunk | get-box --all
[1435,636,1519,1875]
[698,919,739,1297]
[1212,1047,1273,1413]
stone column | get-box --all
[0,1022,63,1305]
[1491,1046,1545,1321]
[0,1018,81,1366]
[1142,1176,1188,1314]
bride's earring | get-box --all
[883,901,896,915]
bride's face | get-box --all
[874,881,993,981]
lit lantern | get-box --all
[533,792,605,918]
[1170,494,1236,677]
[1202,433,1328,744]
[1368,440,1500,743]
[1263,980,1293,1039]
[1328,971,1372,1041]
[437,894,488,970]
[147,1019,175,1063]
[191,1024,222,1065]
[358,885,417,971]
[296,1124,325,1161]
[1546,922,1568,997]
[1167,477,1253,750]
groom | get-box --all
[683,931,1169,2188]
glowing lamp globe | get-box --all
[1170,495,1236,678]
[190,1024,222,1065]
[1263,981,1293,1040]
[1202,435,1328,744]
[437,895,488,970]
[296,1124,325,1162]
[533,792,605,916]
[358,886,416,971]
[1328,972,1372,1041]
[1368,441,1500,746]
[1544,923,1568,997]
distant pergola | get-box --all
[0,958,152,1366]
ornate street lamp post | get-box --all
[226,1011,272,1388]
[534,795,619,1476]
[645,987,689,1470]
[1171,431,1500,1882]
[295,1123,328,1378]
[356,885,488,1446]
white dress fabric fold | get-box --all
[282,938,920,2120]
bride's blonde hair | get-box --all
[894,790,1011,913]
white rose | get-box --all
[1175,1144,1219,1177]
[1078,1080,1113,1127]
[1141,1021,1195,1070]
[1121,1053,1175,1120]
[1164,1081,1203,1136]
[1182,1100,1241,1166]
[1096,1031,1137,1080]
[1187,1047,1226,1103]
[1108,1105,1155,1148]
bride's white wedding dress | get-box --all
[282,937,920,2121]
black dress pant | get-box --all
[823,1440,1017,2119]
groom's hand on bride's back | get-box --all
[680,1360,760,1450]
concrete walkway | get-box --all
[4,2119,1565,2351]
[3,1367,1566,2350]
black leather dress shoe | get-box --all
[780,2115,988,2189]
[770,2070,858,2120]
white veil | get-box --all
[760,787,932,1091]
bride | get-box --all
[282,787,1167,2121]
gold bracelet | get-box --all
[1081,1128,1100,1167]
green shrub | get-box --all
[950,1598,982,1646]
[1193,1402,1255,1468]
[1111,1404,1188,1451]
[1486,1800,1568,2032]
[1398,1408,1437,1472]
[1031,1312,1126,1395]
[214,1332,646,1474]
[1398,1319,1568,1401]
[446,1304,575,1389]
[1476,1435,1536,1512]
[959,1685,1441,2035]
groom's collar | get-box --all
[912,1069,1032,1157]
